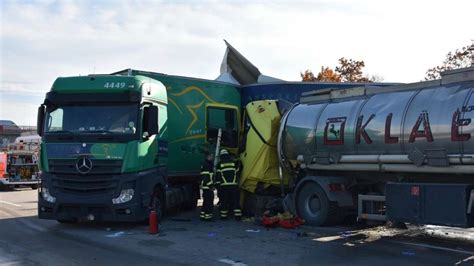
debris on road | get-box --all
[106,231,125,238]
[402,251,416,256]
[218,258,247,266]
[261,211,305,229]
[241,217,255,223]
[245,229,261,233]
[262,216,279,228]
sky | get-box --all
[1,0,473,126]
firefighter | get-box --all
[200,153,215,221]
[216,149,242,220]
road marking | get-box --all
[218,259,247,266]
[0,200,22,207]
[388,240,474,255]
[455,255,474,265]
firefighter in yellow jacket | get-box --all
[200,153,214,221]
[216,149,242,220]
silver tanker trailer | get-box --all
[278,67,474,227]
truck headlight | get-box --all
[41,188,56,203]
[112,189,134,204]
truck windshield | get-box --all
[44,105,138,135]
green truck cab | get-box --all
[37,71,240,223]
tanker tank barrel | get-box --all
[279,66,474,177]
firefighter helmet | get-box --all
[220,149,229,156]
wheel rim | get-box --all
[305,193,322,218]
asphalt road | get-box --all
[0,188,473,266]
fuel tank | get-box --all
[278,67,474,174]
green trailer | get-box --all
[37,70,240,223]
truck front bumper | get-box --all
[38,169,162,222]
[38,194,145,222]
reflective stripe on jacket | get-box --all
[200,161,214,189]
[217,161,238,186]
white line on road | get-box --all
[218,259,247,266]
[388,240,474,255]
[0,200,22,207]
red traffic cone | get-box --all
[149,210,159,234]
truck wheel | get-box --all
[31,184,39,190]
[150,192,164,222]
[296,182,338,226]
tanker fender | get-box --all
[294,176,354,208]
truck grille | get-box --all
[48,159,122,195]
[51,174,119,195]
[48,159,122,174]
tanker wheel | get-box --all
[296,182,336,226]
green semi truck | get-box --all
[37,70,241,223]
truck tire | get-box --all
[150,191,164,222]
[296,181,340,226]
[31,184,39,190]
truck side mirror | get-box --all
[37,105,45,137]
[143,105,159,137]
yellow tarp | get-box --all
[239,100,288,193]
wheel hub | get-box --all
[306,194,322,217]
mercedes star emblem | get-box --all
[76,157,93,174]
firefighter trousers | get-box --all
[218,185,242,219]
[200,188,214,220]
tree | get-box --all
[335,57,370,82]
[425,44,474,80]
[301,57,379,83]
[316,67,341,82]
[300,69,317,82]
